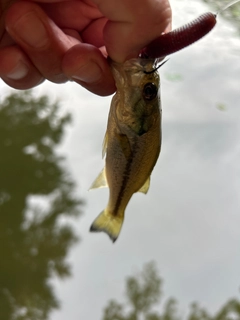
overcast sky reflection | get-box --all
[1,0,240,319]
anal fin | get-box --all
[138,176,151,194]
[89,168,108,190]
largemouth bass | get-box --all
[90,58,161,242]
[88,0,231,242]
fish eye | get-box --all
[143,82,158,101]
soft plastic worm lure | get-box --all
[140,12,216,59]
[140,0,240,59]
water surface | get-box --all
[1,0,240,319]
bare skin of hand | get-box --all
[0,0,171,95]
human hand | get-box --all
[0,0,171,95]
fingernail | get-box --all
[72,63,102,84]
[7,61,28,80]
[11,12,49,48]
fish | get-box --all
[89,0,238,243]
[89,58,162,242]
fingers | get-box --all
[40,1,102,31]
[62,43,116,96]
[41,1,107,47]
[5,1,79,84]
[0,45,44,89]
[3,0,115,95]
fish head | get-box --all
[110,58,161,135]
[111,58,160,99]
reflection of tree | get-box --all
[102,262,162,320]
[0,91,83,320]
[214,299,240,320]
[102,261,240,320]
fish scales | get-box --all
[90,58,162,242]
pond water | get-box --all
[1,0,240,319]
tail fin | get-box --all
[90,210,124,243]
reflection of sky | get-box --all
[2,0,240,318]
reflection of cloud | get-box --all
[151,120,240,273]
[161,19,240,124]
[162,122,240,160]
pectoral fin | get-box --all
[89,168,108,190]
[138,176,151,194]
[102,132,108,158]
